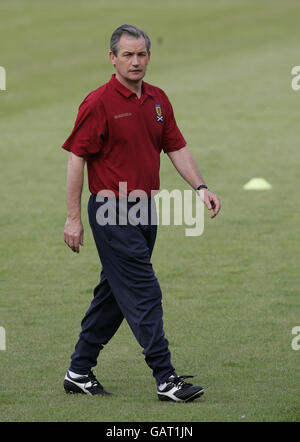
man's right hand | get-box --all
[64,217,84,253]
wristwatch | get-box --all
[196,184,208,191]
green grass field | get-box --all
[1,0,300,422]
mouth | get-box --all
[129,69,142,73]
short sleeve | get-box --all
[61,98,107,159]
[162,95,186,153]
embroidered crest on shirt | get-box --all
[155,104,163,122]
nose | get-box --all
[132,55,139,66]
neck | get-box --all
[115,73,143,98]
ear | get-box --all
[109,51,116,67]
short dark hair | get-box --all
[110,24,151,56]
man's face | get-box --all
[109,34,150,83]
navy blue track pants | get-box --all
[69,194,175,385]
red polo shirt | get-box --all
[62,74,186,196]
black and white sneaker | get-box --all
[63,370,112,396]
[157,374,204,402]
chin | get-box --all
[128,73,144,81]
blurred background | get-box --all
[1,0,300,422]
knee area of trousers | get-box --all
[137,296,163,319]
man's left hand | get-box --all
[198,189,221,219]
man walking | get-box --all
[62,24,220,402]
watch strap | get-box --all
[196,184,208,191]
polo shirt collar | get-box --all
[109,74,154,99]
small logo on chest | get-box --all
[155,104,163,122]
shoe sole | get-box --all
[158,388,204,403]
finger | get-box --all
[205,198,212,210]
[66,235,77,253]
[64,233,71,246]
[210,199,221,218]
[72,235,80,253]
[210,206,219,218]
[79,231,84,246]
[64,230,70,244]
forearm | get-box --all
[66,152,85,220]
[167,146,206,190]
